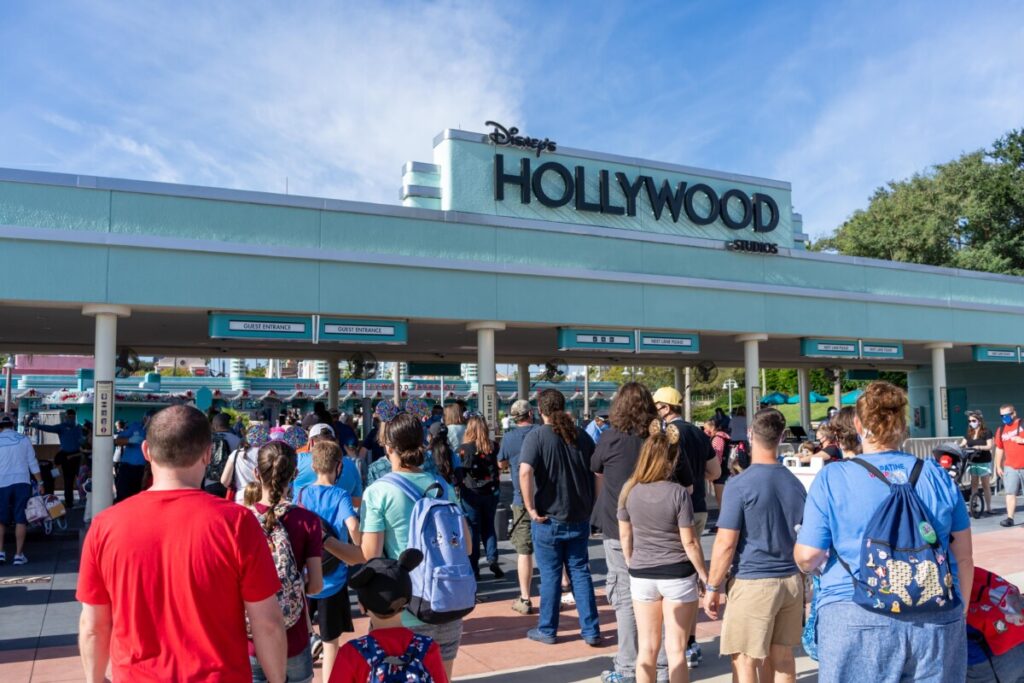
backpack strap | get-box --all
[381,472,425,502]
[350,634,386,665]
[406,633,433,660]
[907,459,925,487]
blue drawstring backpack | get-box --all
[381,473,477,624]
[836,457,959,615]
[801,574,820,661]
[350,632,435,682]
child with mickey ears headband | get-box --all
[329,549,449,682]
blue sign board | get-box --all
[636,331,700,353]
[860,341,904,360]
[557,328,635,352]
[973,346,1020,363]
[209,313,313,341]
[319,318,407,345]
[800,338,859,359]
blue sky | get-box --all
[2,0,1022,238]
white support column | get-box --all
[517,362,530,402]
[926,343,953,438]
[737,334,768,420]
[797,367,811,430]
[469,322,506,432]
[393,362,402,407]
[83,304,131,517]
[327,359,340,412]
[684,367,693,423]
[583,366,591,419]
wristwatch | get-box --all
[705,583,720,593]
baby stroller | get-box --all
[932,442,988,519]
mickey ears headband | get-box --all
[649,418,680,445]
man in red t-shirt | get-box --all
[994,403,1024,527]
[76,405,286,683]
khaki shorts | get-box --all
[510,503,533,555]
[720,574,804,660]
[692,511,708,539]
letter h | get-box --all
[495,154,531,204]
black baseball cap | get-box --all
[349,549,423,617]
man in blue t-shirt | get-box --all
[704,408,806,681]
[295,439,360,682]
[497,400,539,616]
[113,409,155,502]
[584,414,609,445]
[32,409,84,506]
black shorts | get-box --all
[309,583,354,642]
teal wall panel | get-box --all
[496,275,644,326]
[321,212,496,262]
[0,241,108,301]
[864,303,955,341]
[763,295,868,339]
[640,241,766,283]
[110,192,321,247]
[319,263,498,320]
[908,363,1024,438]
[495,228,643,271]
[106,248,319,311]
[642,285,765,333]
[0,182,110,232]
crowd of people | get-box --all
[1,378,1022,682]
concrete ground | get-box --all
[1,496,1022,682]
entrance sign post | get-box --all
[468,322,506,436]
[83,304,131,517]
[328,359,340,412]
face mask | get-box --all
[968,421,978,428]
[1002,414,1014,426]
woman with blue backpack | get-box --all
[794,381,975,683]
[360,411,474,681]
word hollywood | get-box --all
[485,121,557,157]
[493,154,780,233]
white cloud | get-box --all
[774,14,1024,239]
[13,1,526,203]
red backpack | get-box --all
[967,567,1024,656]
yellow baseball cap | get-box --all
[653,387,683,407]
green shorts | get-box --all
[967,462,992,477]
[510,503,533,555]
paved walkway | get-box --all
[2,502,1021,682]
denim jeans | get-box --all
[461,488,499,572]
[531,519,600,639]
[249,647,313,683]
[817,601,966,683]
[605,539,668,679]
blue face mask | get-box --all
[1002,414,1015,426]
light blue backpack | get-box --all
[381,473,477,624]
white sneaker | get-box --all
[13,554,28,566]
[560,591,576,607]
[686,643,702,668]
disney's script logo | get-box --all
[485,121,556,157]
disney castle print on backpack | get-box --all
[381,473,476,624]
[837,458,959,614]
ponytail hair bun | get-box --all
[855,381,908,448]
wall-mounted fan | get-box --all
[116,347,141,378]
[694,360,719,384]
[346,351,379,381]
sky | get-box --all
[2,0,1023,239]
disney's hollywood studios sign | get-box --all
[486,121,779,233]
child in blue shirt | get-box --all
[296,440,362,683]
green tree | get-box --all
[815,129,1024,276]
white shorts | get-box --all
[630,574,699,603]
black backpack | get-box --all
[205,433,233,486]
